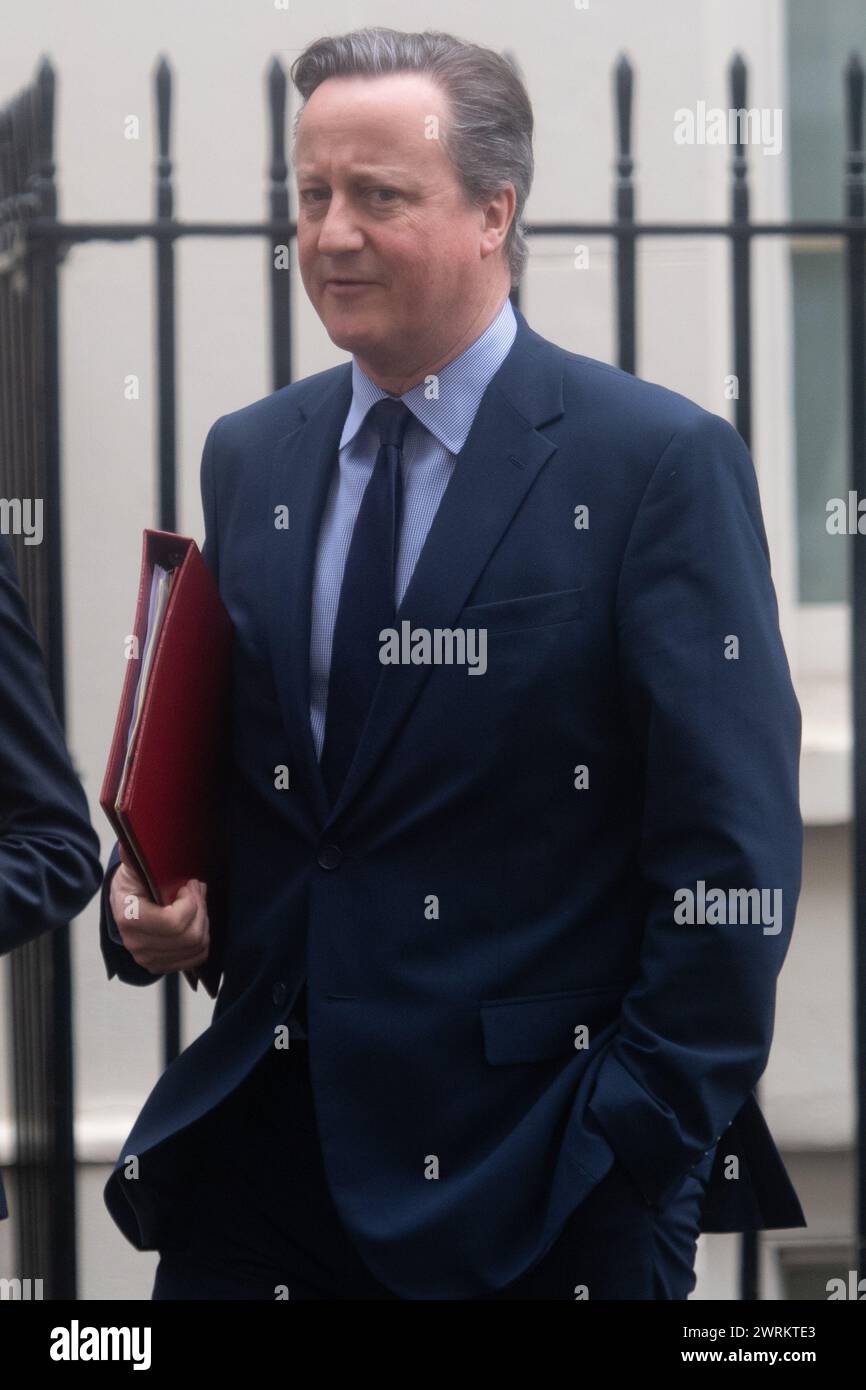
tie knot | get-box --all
[368,396,412,451]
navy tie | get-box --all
[320,396,412,802]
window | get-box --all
[788,0,866,604]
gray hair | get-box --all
[290,27,534,288]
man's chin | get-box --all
[321,313,380,353]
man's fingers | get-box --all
[107,857,212,973]
[116,879,198,936]
[112,877,210,976]
[112,851,150,902]
[129,928,210,975]
[117,843,146,887]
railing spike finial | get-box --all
[152,55,173,220]
[729,51,750,196]
[35,54,55,91]
[729,51,748,154]
[154,54,172,157]
[612,54,636,375]
[268,54,286,92]
[614,53,633,162]
[501,46,524,82]
[730,52,747,101]
[266,54,292,389]
[846,51,865,161]
[30,53,56,216]
[267,55,288,188]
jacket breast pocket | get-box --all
[459,586,584,635]
[479,983,627,1065]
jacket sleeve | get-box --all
[99,416,223,985]
[0,536,103,954]
[585,411,803,1210]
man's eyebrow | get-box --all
[295,165,412,181]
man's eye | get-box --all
[300,189,328,203]
[370,188,399,203]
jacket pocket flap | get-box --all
[459,586,584,633]
[480,984,625,1065]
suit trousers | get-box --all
[151,1041,714,1301]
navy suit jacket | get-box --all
[0,536,103,1222]
[99,305,806,1298]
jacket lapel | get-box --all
[265,367,352,828]
[265,307,566,830]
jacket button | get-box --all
[317,843,343,869]
[272,981,287,1006]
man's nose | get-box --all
[316,194,364,254]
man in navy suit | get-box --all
[99,27,805,1299]
[0,535,103,1223]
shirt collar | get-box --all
[339,295,518,454]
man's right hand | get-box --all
[108,843,210,977]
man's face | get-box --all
[294,72,510,381]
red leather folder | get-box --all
[100,529,232,999]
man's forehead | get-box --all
[300,70,444,116]
[295,129,440,179]
[294,74,450,181]
[296,73,445,146]
[294,155,421,178]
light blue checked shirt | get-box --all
[309,294,518,760]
